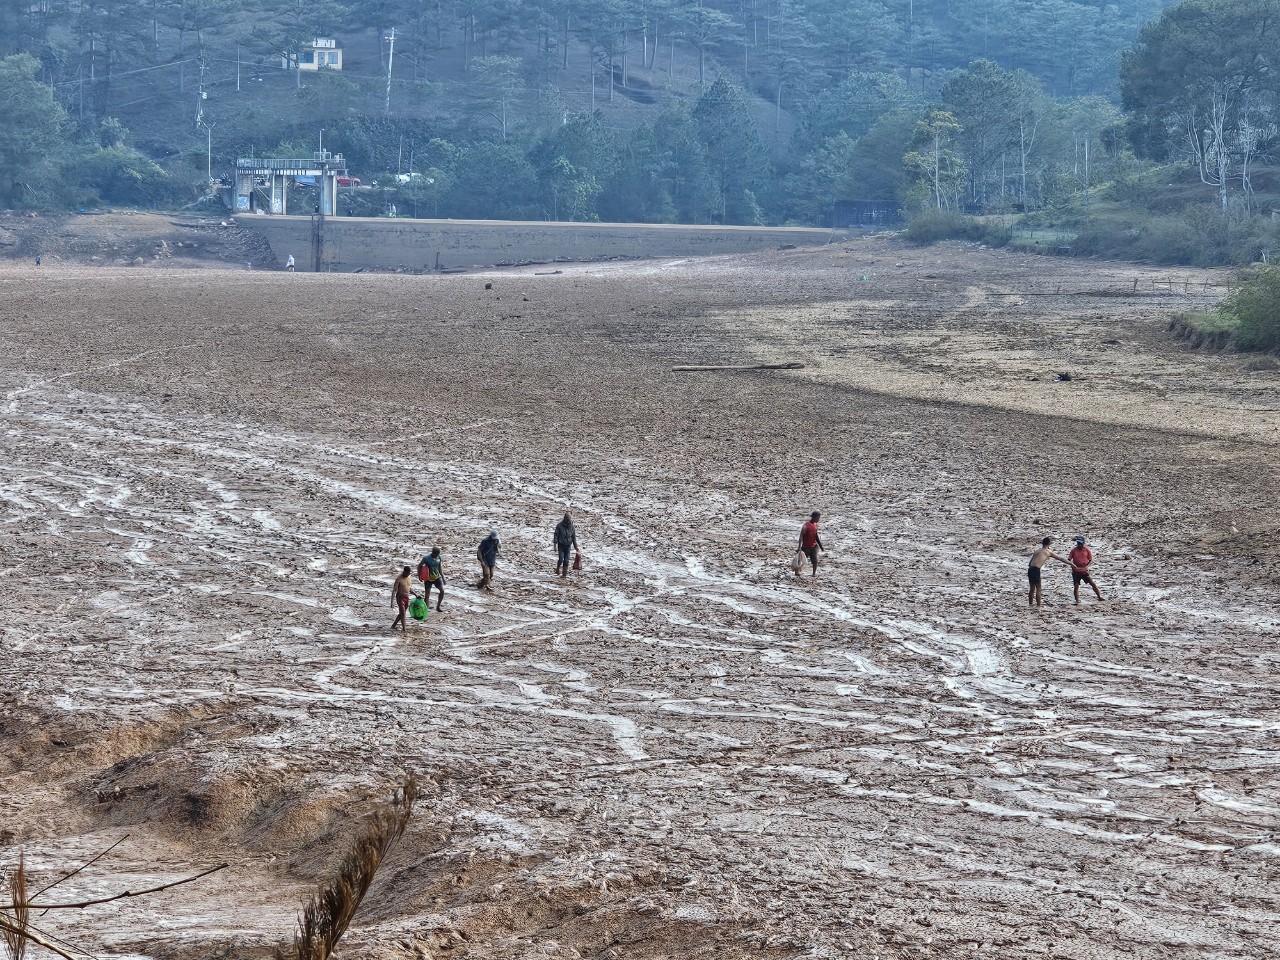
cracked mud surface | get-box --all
[1,239,1278,960]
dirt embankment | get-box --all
[1,239,1278,960]
[0,210,276,268]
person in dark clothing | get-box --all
[553,513,578,577]
[419,546,445,611]
[477,532,500,591]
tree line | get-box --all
[5,0,1280,263]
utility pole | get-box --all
[236,42,240,91]
[196,55,207,130]
[384,27,396,116]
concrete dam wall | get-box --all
[244,216,840,272]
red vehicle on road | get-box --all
[336,175,361,186]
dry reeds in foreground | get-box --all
[277,774,420,960]
[1,854,29,960]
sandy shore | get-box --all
[1,239,1278,959]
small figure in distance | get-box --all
[1069,535,1104,604]
[285,253,296,271]
[419,546,445,611]
[553,512,578,578]
[1028,537,1071,608]
[391,565,415,631]
[34,255,41,266]
[797,511,824,576]
[477,531,500,592]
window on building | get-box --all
[299,51,314,64]
[328,51,339,65]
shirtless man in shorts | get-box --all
[1027,537,1070,608]
[391,565,415,631]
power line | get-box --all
[47,57,199,87]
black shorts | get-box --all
[1027,565,1041,586]
[802,546,818,562]
[1072,570,1094,586]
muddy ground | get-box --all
[1,238,1278,960]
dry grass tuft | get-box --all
[277,774,420,960]
[1,853,29,960]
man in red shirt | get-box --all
[1068,535,1103,603]
[797,511,824,576]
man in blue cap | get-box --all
[1068,535,1103,604]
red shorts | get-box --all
[396,594,410,611]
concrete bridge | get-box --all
[242,215,841,273]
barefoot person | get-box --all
[391,565,415,631]
[477,531,500,591]
[797,511,824,576]
[418,546,445,611]
[1069,535,1103,603]
[553,512,578,577]
[1028,537,1071,608]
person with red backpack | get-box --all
[418,546,445,611]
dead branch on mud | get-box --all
[0,867,90,960]
[0,849,227,960]
[30,835,130,904]
[0,917,79,960]
[672,362,806,372]
[277,774,420,960]
[4,864,229,912]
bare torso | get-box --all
[1029,546,1054,568]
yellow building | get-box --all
[291,38,343,71]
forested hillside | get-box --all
[4,0,1276,260]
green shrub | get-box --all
[1177,309,1235,336]
[903,208,966,244]
[67,145,180,207]
[1072,209,1276,266]
[903,209,1010,247]
[1221,265,1280,350]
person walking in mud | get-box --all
[477,532,500,591]
[553,512,578,578]
[1027,537,1071,608]
[418,546,446,611]
[391,565,415,631]
[1069,535,1104,604]
[797,511,824,576]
